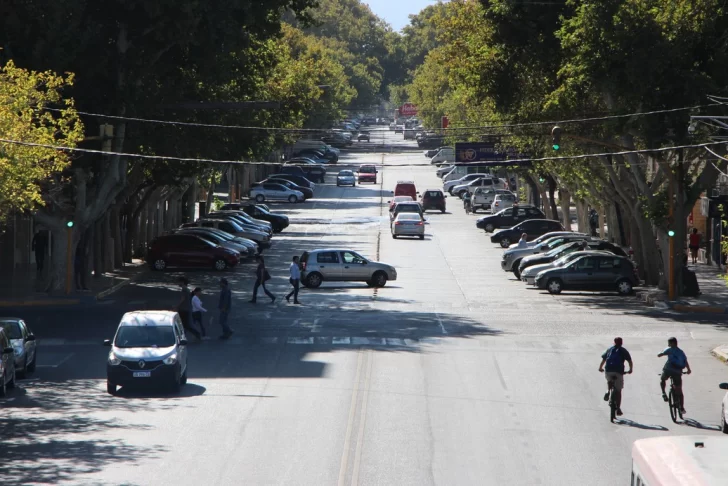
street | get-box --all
[2,131,728,486]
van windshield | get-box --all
[114,326,176,348]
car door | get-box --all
[596,257,622,289]
[564,256,597,288]
[315,251,342,280]
[511,207,527,225]
[177,235,210,266]
[340,251,370,280]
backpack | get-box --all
[605,347,624,371]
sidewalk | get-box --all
[638,263,728,314]
[0,260,147,307]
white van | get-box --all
[430,147,455,165]
[442,165,493,182]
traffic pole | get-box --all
[668,183,675,301]
[65,223,73,295]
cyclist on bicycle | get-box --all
[462,191,472,213]
[599,337,633,416]
[658,337,691,414]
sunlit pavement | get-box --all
[3,130,728,485]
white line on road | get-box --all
[37,353,74,368]
[338,350,364,486]
[351,350,373,486]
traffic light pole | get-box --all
[668,183,675,301]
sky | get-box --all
[364,0,444,31]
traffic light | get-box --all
[66,221,74,228]
[551,126,562,151]
[668,230,675,237]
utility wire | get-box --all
[45,103,723,133]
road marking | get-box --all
[493,355,508,391]
[312,318,321,333]
[287,337,314,344]
[435,312,447,335]
[338,350,364,486]
[333,337,351,345]
[37,352,74,368]
[351,350,373,486]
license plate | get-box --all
[133,371,151,378]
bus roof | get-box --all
[632,436,728,486]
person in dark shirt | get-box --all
[249,256,275,304]
[32,229,48,274]
[218,278,233,340]
[177,277,201,341]
[598,337,633,416]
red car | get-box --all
[358,164,378,183]
[394,180,418,200]
[147,234,239,271]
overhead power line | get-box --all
[45,103,722,133]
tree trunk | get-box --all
[559,188,571,230]
[546,176,559,222]
[575,199,589,234]
[111,207,123,268]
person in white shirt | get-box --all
[517,233,529,248]
[191,287,208,337]
[285,256,302,304]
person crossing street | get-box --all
[218,278,234,340]
[285,256,302,304]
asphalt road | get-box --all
[3,130,728,485]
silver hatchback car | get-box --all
[0,318,37,378]
[300,249,397,288]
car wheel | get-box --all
[500,237,511,248]
[150,259,167,271]
[7,367,15,389]
[27,353,36,373]
[616,279,633,295]
[213,259,227,271]
[255,194,265,203]
[547,278,563,295]
[485,223,495,233]
[180,368,188,386]
[288,195,298,203]
[392,234,397,239]
[513,267,521,280]
[441,208,446,213]
[171,375,181,394]
[372,271,388,287]
[306,272,323,289]
[336,183,340,187]
[106,381,117,396]
[722,405,728,434]
[472,207,477,213]
[419,235,425,240]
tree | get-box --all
[0,61,84,222]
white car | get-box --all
[471,188,513,213]
[443,173,491,194]
[391,212,425,240]
[451,176,503,198]
[430,147,455,165]
[250,182,304,203]
[436,165,454,178]
[720,382,728,433]
[336,170,356,187]
[520,250,612,285]
[491,193,517,212]
[501,234,589,272]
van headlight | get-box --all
[108,353,122,366]
[163,354,178,365]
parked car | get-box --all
[357,131,371,142]
[170,228,250,258]
[299,249,397,288]
[0,326,16,397]
[443,173,491,194]
[250,182,304,203]
[719,383,728,433]
[521,250,612,285]
[391,212,425,239]
[207,213,272,238]
[425,146,452,158]
[394,124,404,133]
[519,240,627,278]
[491,219,565,248]
[221,203,289,233]
[492,193,517,212]
[283,161,326,183]
[357,164,378,184]
[209,210,273,233]
[436,165,454,178]
[389,122,396,131]
[262,178,314,199]
[176,226,259,255]
[337,170,356,187]
[194,219,271,248]
[388,195,414,211]
[104,311,189,395]
[420,189,447,213]
[507,231,585,250]
[430,147,455,165]
[295,148,338,163]
[471,188,514,213]
[390,201,424,221]
[501,234,589,273]
[394,180,418,200]
[452,176,504,198]
[534,254,640,295]
[147,233,240,271]
[0,318,35,378]
[476,205,546,233]
[270,173,315,190]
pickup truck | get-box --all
[471,188,514,213]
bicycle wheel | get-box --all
[668,389,678,423]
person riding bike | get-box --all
[658,337,691,414]
[462,191,472,213]
[599,337,633,416]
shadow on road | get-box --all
[682,418,722,431]
[615,418,669,431]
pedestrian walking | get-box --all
[191,287,207,338]
[218,278,234,340]
[688,228,700,264]
[32,228,48,275]
[250,255,275,304]
[285,256,302,304]
[177,277,201,341]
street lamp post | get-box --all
[65,221,74,295]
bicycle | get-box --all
[607,379,621,423]
[664,372,689,423]
[463,199,472,215]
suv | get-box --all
[0,327,16,397]
[451,176,503,198]
[394,180,418,200]
[300,249,397,288]
[358,165,378,184]
[443,173,490,194]
[390,201,424,221]
[535,254,640,295]
[420,189,446,213]
[476,205,545,233]
[471,188,513,213]
[490,219,565,248]
[104,311,189,395]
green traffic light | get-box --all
[668,230,675,237]
[552,144,560,151]
[67,221,74,228]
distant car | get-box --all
[491,219,565,248]
[425,146,453,158]
[300,249,397,288]
[170,228,250,258]
[420,189,447,213]
[394,125,404,134]
[391,212,425,240]
[357,131,370,142]
[295,148,338,163]
[520,250,614,285]
[0,318,35,378]
[0,326,16,397]
[491,193,517,212]
[357,164,378,184]
[221,203,289,233]
[250,183,304,203]
[282,161,326,183]
[430,147,455,165]
[177,225,260,255]
[471,188,514,213]
[388,195,414,211]
[501,234,590,273]
[476,205,546,233]
[336,170,356,187]
[436,165,454,178]
[147,233,240,271]
[452,177,504,198]
[534,254,640,295]
[208,210,273,233]
[262,178,314,199]
[390,201,424,221]
[104,311,189,395]
[389,122,396,131]
[394,180,418,200]
[195,219,271,247]
[270,173,316,190]
[443,173,491,194]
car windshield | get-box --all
[545,242,574,257]
[397,213,422,221]
[360,166,375,173]
[114,326,176,348]
[339,171,354,176]
[0,321,22,339]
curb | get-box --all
[672,304,727,314]
[711,345,728,364]
[0,298,82,307]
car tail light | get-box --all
[416,221,424,226]
[395,221,402,225]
